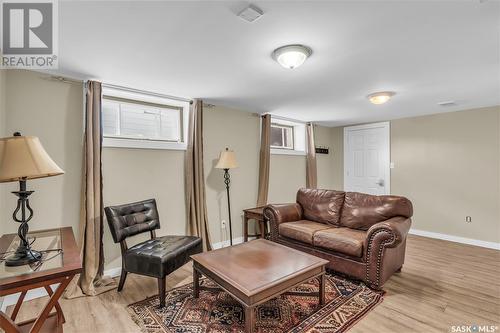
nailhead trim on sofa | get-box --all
[365,228,395,289]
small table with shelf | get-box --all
[243,207,268,242]
[0,227,82,333]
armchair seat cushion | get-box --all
[279,220,332,244]
[313,227,366,257]
[124,235,202,278]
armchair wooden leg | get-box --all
[158,277,166,308]
[117,270,128,292]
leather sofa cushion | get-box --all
[125,235,202,278]
[279,220,332,244]
[313,227,366,257]
[296,188,345,225]
[340,192,414,230]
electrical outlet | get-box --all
[465,216,472,223]
[221,220,227,229]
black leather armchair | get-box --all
[105,199,202,307]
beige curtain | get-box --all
[306,122,317,188]
[65,81,115,298]
[257,115,271,207]
[185,100,212,251]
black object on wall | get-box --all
[315,146,329,154]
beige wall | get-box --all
[330,106,500,244]
[267,125,340,203]
[101,148,186,269]
[330,127,344,190]
[391,107,500,243]
[267,125,337,204]
[0,70,6,236]
[2,70,83,239]
[203,106,260,244]
[315,125,343,190]
[269,154,306,203]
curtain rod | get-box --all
[38,72,193,104]
[102,83,193,104]
[263,113,309,124]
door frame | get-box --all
[343,121,391,194]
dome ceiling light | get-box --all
[367,91,396,105]
[272,44,312,69]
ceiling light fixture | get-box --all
[272,44,312,69]
[367,91,395,105]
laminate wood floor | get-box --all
[5,235,500,333]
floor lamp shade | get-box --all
[215,148,238,169]
[0,135,64,182]
[0,133,64,266]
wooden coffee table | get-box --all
[191,239,329,332]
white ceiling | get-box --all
[56,0,500,126]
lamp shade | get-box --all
[215,148,238,169]
[0,134,64,183]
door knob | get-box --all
[376,179,385,187]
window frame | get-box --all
[101,87,190,150]
[268,118,307,156]
[270,123,295,150]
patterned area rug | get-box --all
[127,273,384,333]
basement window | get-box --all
[271,123,294,150]
[269,118,306,156]
[101,87,190,150]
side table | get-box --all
[0,227,82,333]
[243,207,267,242]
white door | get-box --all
[344,122,390,195]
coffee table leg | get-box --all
[244,306,255,332]
[319,273,326,306]
[193,267,200,298]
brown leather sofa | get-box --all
[264,188,413,289]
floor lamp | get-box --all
[215,148,238,246]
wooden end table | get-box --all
[0,227,82,333]
[243,207,267,242]
[191,239,328,332]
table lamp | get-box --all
[215,148,238,246]
[0,132,64,266]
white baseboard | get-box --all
[211,236,246,249]
[0,236,253,312]
[409,228,500,250]
[104,266,123,278]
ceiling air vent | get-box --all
[238,5,263,22]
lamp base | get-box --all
[5,245,42,267]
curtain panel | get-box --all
[185,100,212,251]
[65,81,115,298]
[257,114,271,207]
[306,122,317,188]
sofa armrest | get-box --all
[364,216,412,288]
[264,203,303,241]
[365,216,411,250]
